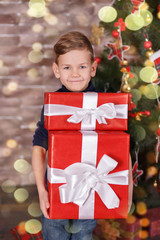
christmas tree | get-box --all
[91,0,160,210]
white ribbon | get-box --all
[44,92,128,130]
[47,131,129,219]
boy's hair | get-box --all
[54,31,94,64]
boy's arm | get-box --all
[128,154,133,213]
[32,145,49,218]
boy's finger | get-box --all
[43,207,49,219]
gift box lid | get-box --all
[44,92,129,131]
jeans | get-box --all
[42,215,97,240]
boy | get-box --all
[32,31,133,240]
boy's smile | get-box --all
[52,49,97,92]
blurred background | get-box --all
[0,0,160,239]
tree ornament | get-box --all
[121,82,131,93]
[106,37,129,61]
[157,4,160,19]
[144,40,152,49]
[156,128,160,136]
[120,59,128,66]
[146,50,154,58]
[114,18,126,31]
[132,160,143,186]
[90,24,104,46]
[130,0,145,14]
[98,6,117,23]
[140,10,153,26]
[125,13,144,31]
[112,30,119,38]
[94,57,101,64]
[149,50,160,84]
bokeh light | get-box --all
[14,159,31,174]
[6,139,18,149]
[28,202,41,217]
[25,219,42,234]
[1,180,16,193]
[140,10,153,26]
[131,89,142,102]
[1,147,12,157]
[134,125,146,142]
[138,230,149,239]
[17,222,26,235]
[125,214,136,224]
[14,188,29,203]
[140,2,149,10]
[128,73,138,87]
[139,218,150,227]
[140,67,158,83]
[143,84,160,100]
[136,201,147,215]
[32,24,43,33]
[28,0,46,18]
[98,6,117,23]
[7,81,18,92]
[27,68,39,78]
[44,13,58,25]
[147,166,158,178]
[32,42,43,51]
[125,13,144,31]
[28,50,43,63]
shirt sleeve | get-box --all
[32,106,48,150]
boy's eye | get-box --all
[64,66,70,70]
[80,66,86,69]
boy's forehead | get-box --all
[58,49,91,63]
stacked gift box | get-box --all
[44,92,130,220]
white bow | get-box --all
[51,154,128,210]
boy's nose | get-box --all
[71,69,80,77]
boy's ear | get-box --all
[91,60,98,77]
[52,62,60,78]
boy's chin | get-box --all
[66,82,89,92]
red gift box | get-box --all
[44,92,128,131]
[47,130,130,219]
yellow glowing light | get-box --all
[27,68,39,78]
[147,166,158,177]
[0,60,4,67]
[7,82,18,91]
[28,202,41,217]
[140,10,153,26]
[17,222,26,235]
[143,84,160,100]
[126,215,136,224]
[144,59,154,67]
[140,218,150,227]
[2,147,12,157]
[44,14,58,25]
[14,188,29,203]
[29,0,45,8]
[140,2,149,10]
[32,42,43,51]
[14,159,31,174]
[32,24,43,33]
[98,6,117,23]
[25,219,42,234]
[140,67,158,83]
[1,180,16,193]
[139,85,146,95]
[6,139,18,149]
[136,202,147,215]
[27,6,46,18]
[138,230,148,239]
[125,13,144,31]
[28,50,43,63]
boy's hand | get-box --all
[39,189,50,219]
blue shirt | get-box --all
[32,81,101,150]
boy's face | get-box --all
[52,49,97,92]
